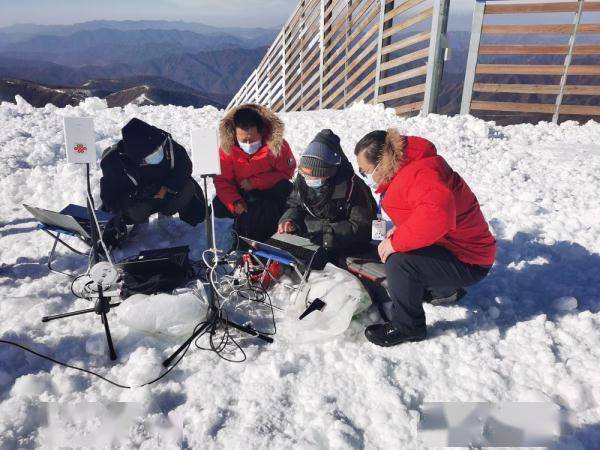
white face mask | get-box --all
[362,161,381,189]
[364,173,377,189]
[305,177,325,189]
[239,140,262,155]
[144,145,165,165]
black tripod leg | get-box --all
[101,312,117,361]
[42,307,96,322]
[41,302,121,323]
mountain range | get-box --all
[0,20,275,108]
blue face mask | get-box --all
[144,145,164,165]
[239,140,262,155]
[305,177,325,189]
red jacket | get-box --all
[214,140,296,213]
[378,136,496,266]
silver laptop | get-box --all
[24,204,91,239]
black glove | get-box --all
[102,214,127,249]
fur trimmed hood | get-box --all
[378,128,408,185]
[219,103,285,156]
[378,129,438,185]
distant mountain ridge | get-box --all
[0,20,275,107]
[0,77,226,108]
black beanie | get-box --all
[121,118,167,162]
[300,129,343,178]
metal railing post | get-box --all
[460,0,486,115]
[282,29,288,111]
[373,0,393,105]
[319,0,326,109]
[553,0,584,123]
[423,0,450,115]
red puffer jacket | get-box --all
[377,136,496,266]
[214,141,296,213]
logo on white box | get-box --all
[64,117,96,165]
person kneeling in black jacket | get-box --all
[99,118,205,246]
[278,129,377,263]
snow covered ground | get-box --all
[0,96,599,449]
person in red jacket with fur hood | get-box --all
[213,104,296,241]
[355,129,496,347]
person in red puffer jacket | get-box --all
[213,104,296,241]
[354,129,496,347]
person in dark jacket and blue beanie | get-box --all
[278,129,377,263]
[99,118,205,245]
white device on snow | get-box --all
[190,128,221,176]
[63,116,96,165]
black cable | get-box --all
[0,324,197,389]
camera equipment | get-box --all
[37,118,122,360]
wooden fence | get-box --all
[228,0,450,116]
[461,0,600,123]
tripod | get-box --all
[42,163,120,361]
[162,174,273,368]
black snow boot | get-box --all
[364,323,427,347]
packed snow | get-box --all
[0,96,599,449]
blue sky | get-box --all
[0,0,475,28]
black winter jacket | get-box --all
[279,156,377,251]
[100,135,193,213]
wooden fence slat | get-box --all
[485,1,600,14]
[574,44,600,54]
[378,64,428,87]
[336,70,376,108]
[381,30,430,56]
[479,45,569,55]
[471,100,557,113]
[473,83,560,94]
[324,40,377,88]
[380,47,429,71]
[473,83,600,95]
[377,82,426,102]
[482,24,600,35]
[479,43,600,56]
[324,0,361,43]
[324,0,346,28]
[476,64,600,75]
[324,2,378,60]
[324,54,377,105]
[559,104,600,115]
[395,100,423,115]
[382,7,433,39]
[384,0,428,21]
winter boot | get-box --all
[364,323,427,347]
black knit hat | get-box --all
[121,118,167,162]
[300,129,342,178]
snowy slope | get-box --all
[1,97,599,449]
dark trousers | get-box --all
[213,180,293,241]
[385,245,490,333]
[125,178,197,225]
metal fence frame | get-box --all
[460,0,600,123]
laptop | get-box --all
[240,233,327,271]
[23,204,112,240]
